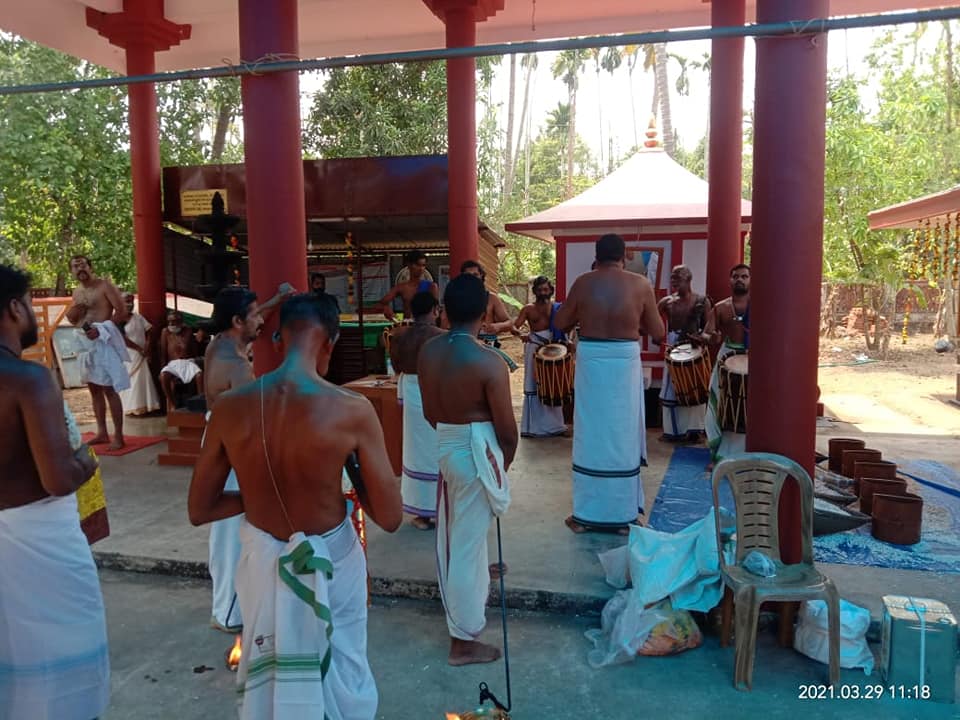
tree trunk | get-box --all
[628,65,638,149]
[654,43,674,155]
[211,101,234,162]
[566,84,577,199]
[596,65,604,172]
[506,56,534,203]
[944,22,955,132]
[502,54,517,204]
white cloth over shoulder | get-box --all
[436,421,510,641]
[236,518,377,720]
[520,330,567,438]
[78,320,131,392]
[120,313,161,415]
[161,358,202,384]
[0,495,110,720]
[572,339,646,528]
[398,373,439,518]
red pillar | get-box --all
[86,2,190,330]
[746,0,829,563]
[238,0,308,374]
[706,0,746,305]
[424,0,502,276]
[445,7,478,276]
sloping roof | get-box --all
[868,185,960,230]
[505,145,751,241]
[0,1,949,74]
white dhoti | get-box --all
[160,358,202,384]
[236,517,376,720]
[78,320,130,392]
[520,330,567,438]
[120,313,161,416]
[0,495,110,720]
[572,339,646,528]
[204,411,244,629]
[436,422,511,641]
[660,331,706,439]
[705,342,747,464]
[398,374,439,518]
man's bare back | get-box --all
[555,265,664,343]
[204,334,254,407]
[418,333,517,469]
[207,378,398,539]
[389,323,445,375]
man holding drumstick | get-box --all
[657,265,714,443]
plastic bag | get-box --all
[585,596,702,667]
[793,599,874,674]
[598,545,630,589]
[743,550,777,578]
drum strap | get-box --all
[548,302,566,344]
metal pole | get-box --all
[3,8,960,96]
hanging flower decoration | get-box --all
[345,231,356,307]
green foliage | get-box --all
[302,62,449,158]
[0,36,134,291]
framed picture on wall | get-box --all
[624,246,663,289]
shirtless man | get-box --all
[513,276,568,438]
[65,254,130,449]
[657,265,714,442]
[159,310,202,411]
[189,294,401,718]
[418,273,517,666]
[705,264,751,466]
[0,264,110,720]
[554,234,665,534]
[377,250,439,321]
[389,291,446,529]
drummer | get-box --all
[512,276,568,438]
[705,263,751,467]
[657,265,713,443]
[376,250,439,321]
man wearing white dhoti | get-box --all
[418,274,517,666]
[388,292,445,529]
[0,264,110,720]
[705,264,751,467]
[657,266,712,442]
[160,310,203,411]
[66,254,130,450]
[120,293,161,416]
[555,235,665,534]
[513,276,567,438]
[190,293,401,719]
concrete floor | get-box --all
[101,570,957,720]
[92,409,960,624]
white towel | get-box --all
[78,320,131,392]
[120,314,161,415]
[705,341,747,463]
[398,374,439,517]
[161,358,202,384]
[0,495,110,720]
[236,518,377,720]
[520,330,567,438]
[572,339,646,528]
[436,421,510,640]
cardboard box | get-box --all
[880,595,957,703]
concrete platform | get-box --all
[89,410,960,627]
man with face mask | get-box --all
[65,254,130,450]
[159,310,203,411]
[705,264,751,466]
[512,276,568,438]
[0,264,110,720]
[657,265,714,443]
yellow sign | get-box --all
[180,189,228,217]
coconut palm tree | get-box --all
[551,49,589,198]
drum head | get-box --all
[667,343,702,363]
[723,353,749,375]
[536,343,569,361]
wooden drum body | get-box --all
[534,343,575,407]
[665,343,712,406]
[718,353,749,434]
